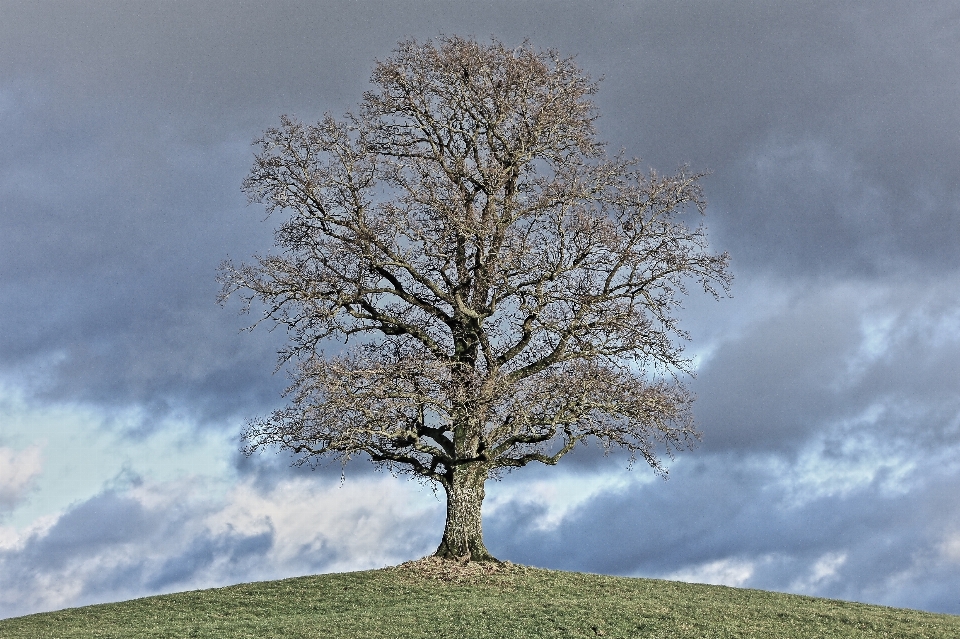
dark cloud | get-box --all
[691,277,960,454]
[0,90,284,421]
[0,476,439,619]
[0,490,183,617]
[485,452,960,614]
[3,0,958,420]
[581,2,960,275]
[21,492,155,570]
[143,526,275,592]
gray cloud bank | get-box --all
[0,474,440,619]
[488,453,960,615]
[3,0,958,415]
[1,0,958,618]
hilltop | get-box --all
[2,557,957,638]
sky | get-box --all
[2,0,959,619]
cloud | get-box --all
[483,446,960,614]
[690,274,960,455]
[0,90,287,428]
[0,447,43,512]
[710,134,960,277]
[664,557,758,588]
[0,474,440,619]
[578,2,960,276]
[2,0,958,425]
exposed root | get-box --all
[387,555,530,584]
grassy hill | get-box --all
[2,558,957,638]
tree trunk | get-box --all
[434,464,497,562]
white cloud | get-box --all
[0,473,439,619]
[789,552,847,594]
[775,424,917,508]
[0,446,43,510]
[664,557,759,587]
[484,470,638,532]
[0,383,235,528]
[0,513,58,552]
[940,533,960,564]
[204,475,440,573]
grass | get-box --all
[2,557,957,638]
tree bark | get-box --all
[434,464,497,562]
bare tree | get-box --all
[219,36,731,562]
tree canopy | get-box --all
[219,35,731,561]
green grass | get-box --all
[2,559,957,638]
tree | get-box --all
[219,36,731,562]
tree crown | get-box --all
[220,36,731,487]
